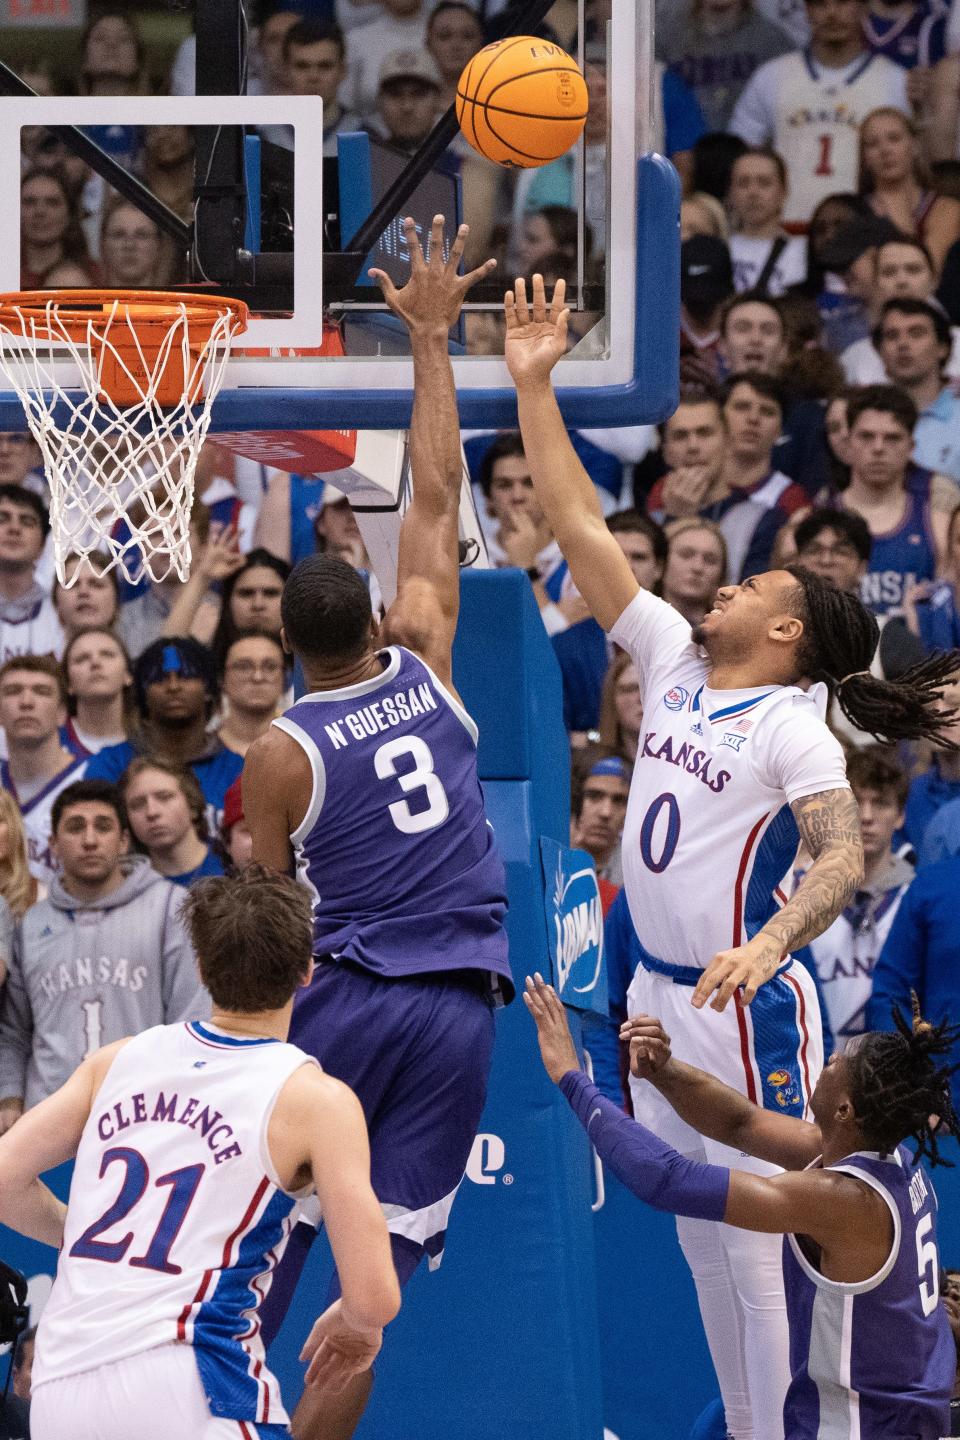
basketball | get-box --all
[455,37,588,169]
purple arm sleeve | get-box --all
[559,1071,730,1222]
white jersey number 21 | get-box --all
[375,736,450,835]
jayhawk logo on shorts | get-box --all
[768,1069,800,1109]
[663,686,689,711]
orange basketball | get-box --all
[456,37,588,168]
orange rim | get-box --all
[0,289,250,341]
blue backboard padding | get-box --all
[453,567,570,790]
[0,155,680,432]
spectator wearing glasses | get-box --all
[596,652,643,763]
[99,201,164,289]
[216,631,287,758]
[792,507,926,717]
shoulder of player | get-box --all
[244,721,310,777]
[82,1038,134,1104]
[774,1163,893,1233]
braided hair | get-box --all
[847,995,960,1168]
[786,565,960,746]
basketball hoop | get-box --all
[0,290,249,586]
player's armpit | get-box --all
[242,728,305,875]
[763,788,863,955]
[724,1169,894,1280]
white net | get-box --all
[0,296,245,587]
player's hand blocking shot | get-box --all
[0,868,400,1440]
[505,272,960,1439]
[525,975,957,1440]
[243,218,512,1440]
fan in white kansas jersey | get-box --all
[730,0,910,227]
[0,867,400,1440]
[503,273,960,1440]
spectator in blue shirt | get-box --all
[866,857,960,1113]
[902,502,960,653]
[84,637,243,827]
[119,757,224,888]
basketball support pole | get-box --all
[322,431,491,605]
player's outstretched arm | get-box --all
[621,1014,822,1172]
[525,979,887,1269]
[278,1067,400,1393]
[0,1040,128,1246]
[373,215,495,688]
[693,787,863,1013]
[504,275,640,633]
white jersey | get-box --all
[609,590,848,972]
[33,1021,316,1428]
[1,755,88,885]
[730,49,910,224]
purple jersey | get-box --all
[846,473,937,619]
[275,646,511,997]
[783,1146,954,1438]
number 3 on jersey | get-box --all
[374,736,450,835]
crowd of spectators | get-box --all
[1,3,960,1420]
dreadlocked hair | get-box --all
[785,565,960,746]
[846,993,960,1169]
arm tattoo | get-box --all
[759,789,864,960]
